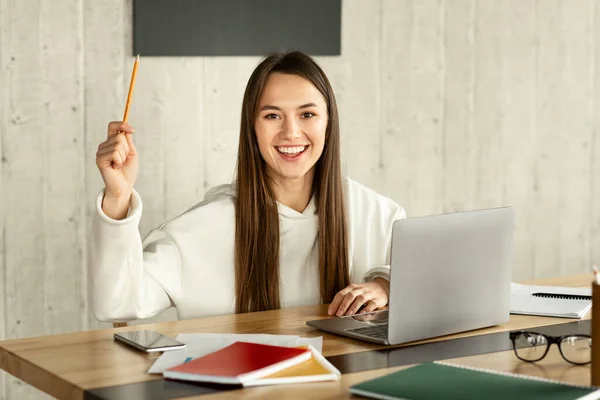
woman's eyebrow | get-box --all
[298,102,318,109]
[259,102,319,112]
[260,105,280,111]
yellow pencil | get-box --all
[123,54,139,122]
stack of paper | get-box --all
[149,333,323,375]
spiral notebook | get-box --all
[510,283,592,319]
[349,362,600,400]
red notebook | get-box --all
[163,341,312,385]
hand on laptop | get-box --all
[327,278,389,317]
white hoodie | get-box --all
[89,177,406,322]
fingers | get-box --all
[96,135,127,169]
[98,133,130,155]
[342,292,371,316]
[327,284,358,315]
[333,288,365,317]
[107,121,135,137]
[327,284,356,315]
[96,146,127,169]
[96,127,136,170]
[360,300,379,314]
[328,281,390,317]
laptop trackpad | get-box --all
[343,309,389,326]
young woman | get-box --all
[90,51,406,324]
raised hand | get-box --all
[96,121,138,219]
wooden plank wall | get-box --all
[1,0,600,398]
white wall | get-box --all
[1,0,599,398]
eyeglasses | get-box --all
[509,331,592,365]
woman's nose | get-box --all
[281,117,301,139]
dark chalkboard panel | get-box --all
[133,0,341,56]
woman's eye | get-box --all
[265,113,280,120]
[302,112,315,118]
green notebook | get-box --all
[349,362,600,400]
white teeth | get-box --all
[277,146,307,155]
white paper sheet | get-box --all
[148,333,323,374]
[510,283,592,318]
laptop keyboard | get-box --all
[346,324,389,340]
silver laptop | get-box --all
[306,207,514,345]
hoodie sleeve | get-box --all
[344,178,407,283]
[88,189,181,323]
[362,204,407,282]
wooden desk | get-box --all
[0,274,594,399]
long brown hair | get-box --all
[234,51,350,313]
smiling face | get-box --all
[254,72,328,186]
